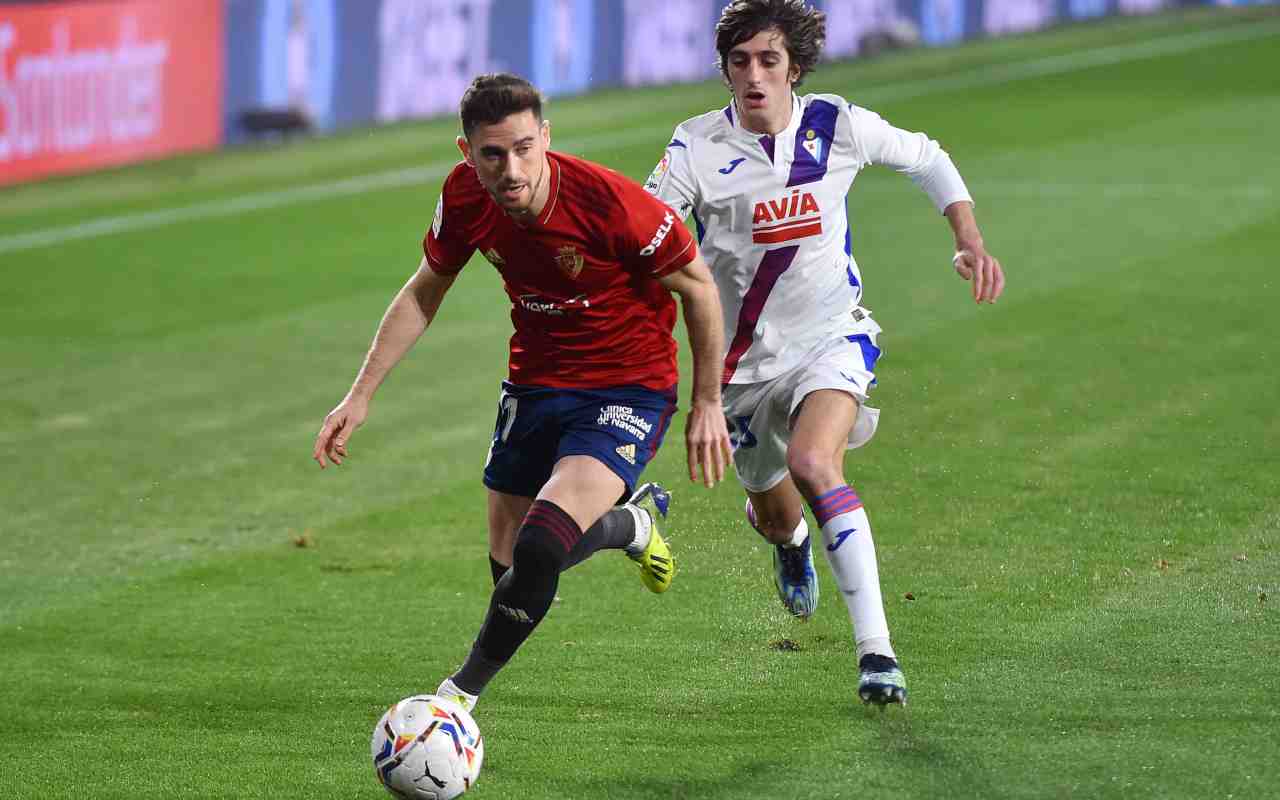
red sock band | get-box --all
[809,486,863,527]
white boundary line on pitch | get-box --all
[853,17,1280,105]
[1,17,1277,257]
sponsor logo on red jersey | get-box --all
[518,293,590,315]
[640,211,676,256]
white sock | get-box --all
[623,504,651,554]
[782,515,808,548]
[810,486,895,661]
[436,677,479,711]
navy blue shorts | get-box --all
[483,382,678,499]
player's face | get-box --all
[458,110,551,216]
[726,28,800,135]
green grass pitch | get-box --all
[1,7,1278,799]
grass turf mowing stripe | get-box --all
[2,12,1277,799]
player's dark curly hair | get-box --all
[459,73,544,139]
[715,0,826,87]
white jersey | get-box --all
[645,93,973,384]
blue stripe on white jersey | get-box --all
[844,204,860,292]
[787,100,840,188]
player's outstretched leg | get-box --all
[808,485,904,704]
[561,483,672,592]
[858,653,907,707]
[442,500,578,708]
[747,498,818,618]
[626,482,675,593]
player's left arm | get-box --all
[945,201,1004,304]
[845,103,1005,304]
[658,254,733,489]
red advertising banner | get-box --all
[0,0,224,186]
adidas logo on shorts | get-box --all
[615,443,637,465]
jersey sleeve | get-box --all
[844,103,973,214]
[642,125,698,220]
[421,172,477,275]
[618,178,696,278]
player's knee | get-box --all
[786,446,839,494]
[511,525,569,578]
[746,496,801,543]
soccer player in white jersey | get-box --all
[644,0,1005,707]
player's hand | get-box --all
[685,399,732,489]
[952,243,1005,304]
[313,395,369,469]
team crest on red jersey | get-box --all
[556,245,584,279]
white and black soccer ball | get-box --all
[370,695,484,800]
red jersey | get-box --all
[423,151,696,390]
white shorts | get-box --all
[722,309,883,493]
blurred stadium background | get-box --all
[1,0,1276,185]
[2,2,1278,799]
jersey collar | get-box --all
[725,93,802,141]
[507,152,561,228]
[536,153,562,226]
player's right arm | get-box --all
[316,171,476,468]
[314,259,457,468]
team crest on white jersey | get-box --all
[555,245,584,278]
[801,129,824,163]
[751,189,822,244]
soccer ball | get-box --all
[370,694,484,799]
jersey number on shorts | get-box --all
[727,415,757,451]
[485,391,520,466]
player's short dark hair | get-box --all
[715,0,826,87]
[458,73,544,139]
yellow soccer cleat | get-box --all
[626,483,675,593]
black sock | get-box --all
[489,554,509,587]
[453,500,580,694]
[563,506,637,571]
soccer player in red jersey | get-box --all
[313,73,732,710]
